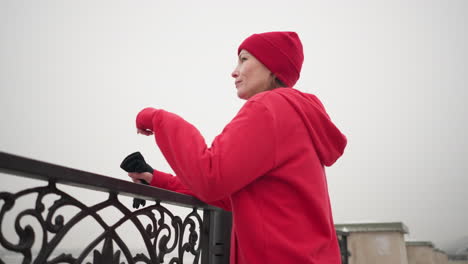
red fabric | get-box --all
[137,88,347,264]
[238,31,304,87]
[150,169,232,211]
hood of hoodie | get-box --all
[274,88,347,167]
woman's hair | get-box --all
[270,76,286,90]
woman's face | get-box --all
[231,50,274,100]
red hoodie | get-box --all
[136,88,347,264]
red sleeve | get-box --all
[150,169,232,211]
[137,100,276,202]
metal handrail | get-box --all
[0,151,214,209]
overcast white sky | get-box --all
[1,0,467,251]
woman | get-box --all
[129,31,347,264]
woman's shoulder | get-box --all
[248,87,307,109]
[239,89,298,120]
[248,88,292,103]
[246,88,327,118]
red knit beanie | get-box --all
[238,31,304,87]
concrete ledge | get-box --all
[406,241,435,248]
[435,248,447,254]
[335,222,409,234]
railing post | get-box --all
[201,210,232,264]
[338,231,350,264]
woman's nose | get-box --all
[231,67,239,78]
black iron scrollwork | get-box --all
[0,180,203,264]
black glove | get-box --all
[120,151,153,209]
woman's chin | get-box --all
[237,90,247,100]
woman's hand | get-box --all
[136,107,158,133]
[128,172,153,184]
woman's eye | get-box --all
[240,57,247,62]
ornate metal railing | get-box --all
[0,152,349,264]
[0,152,230,264]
